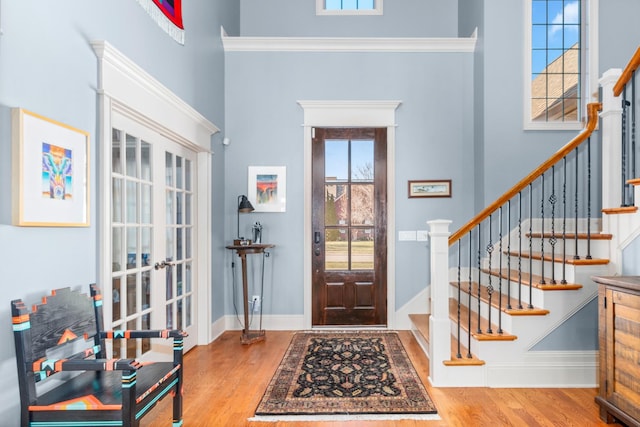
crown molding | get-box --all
[221,27,477,53]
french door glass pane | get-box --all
[351,228,374,270]
[326,228,348,270]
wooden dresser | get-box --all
[593,276,640,427]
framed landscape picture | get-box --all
[408,179,452,198]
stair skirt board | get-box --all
[428,350,597,388]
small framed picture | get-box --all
[408,179,452,198]
[12,108,90,226]
[248,166,287,212]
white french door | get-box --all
[110,113,198,358]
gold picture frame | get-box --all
[12,108,90,226]
[408,179,452,198]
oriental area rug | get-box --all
[252,331,438,422]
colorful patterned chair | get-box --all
[11,284,186,427]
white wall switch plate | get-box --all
[416,230,429,241]
[398,230,417,241]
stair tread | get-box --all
[409,313,429,343]
[602,206,638,214]
[504,250,609,265]
[449,298,517,341]
[482,268,583,291]
[445,335,485,366]
[526,232,612,240]
[451,281,549,316]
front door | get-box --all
[311,128,387,326]
[109,113,198,358]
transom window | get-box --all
[525,0,589,129]
[316,0,382,15]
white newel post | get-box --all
[599,68,623,216]
[427,219,452,386]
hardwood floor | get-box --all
[141,330,620,427]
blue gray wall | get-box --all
[0,0,237,420]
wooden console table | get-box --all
[226,243,274,344]
[592,275,640,427]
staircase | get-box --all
[410,59,640,387]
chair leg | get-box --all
[172,380,183,426]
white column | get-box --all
[599,68,623,214]
[427,219,452,386]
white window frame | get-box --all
[316,0,383,16]
[523,0,599,131]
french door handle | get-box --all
[154,259,174,270]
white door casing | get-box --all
[93,41,218,348]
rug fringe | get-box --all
[249,414,441,422]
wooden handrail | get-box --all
[448,102,602,246]
[613,47,640,96]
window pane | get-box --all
[351,140,373,182]
[325,184,348,226]
[351,228,374,270]
[351,184,374,226]
[325,228,348,270]
[531,25,547,50]
[325,139,348,181]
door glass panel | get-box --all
[325,184,348,226]
[176,156,183,189]
[185,228,192,258]
[326,228,348,270]
[112,228,122,272]
[126,273,137,316]
[166,303,174,329]
[141,227,151,267]
[177,300,183,330]
[351,140,374,182]
[185,194,192,225]
[141,270,151,310]
[126,320,137,358]
[112,178,122,222]
[126,182,137,223]
[325,139,348,181]
[141,184,151,223]
[177,263,183,296]
[185,160,192,191]
[112,277,122,322]
[126,227,137,268]
[352,228,374,270]
[177,228,183,260]
[166,259,173,300]
[141,141,151,181]
[186,296,192,327]
[351,184,374,225]
[126,134,137,178]
[186,262,192,292]
[166,190,174,225]
[141,313,151,353]
[165,152,173,185]
[112,129,122,174]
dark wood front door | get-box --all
[312,128,387,326]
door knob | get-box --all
[154,259,175,270]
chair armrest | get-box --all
[33,357,140,374]
[101,329,188,340]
